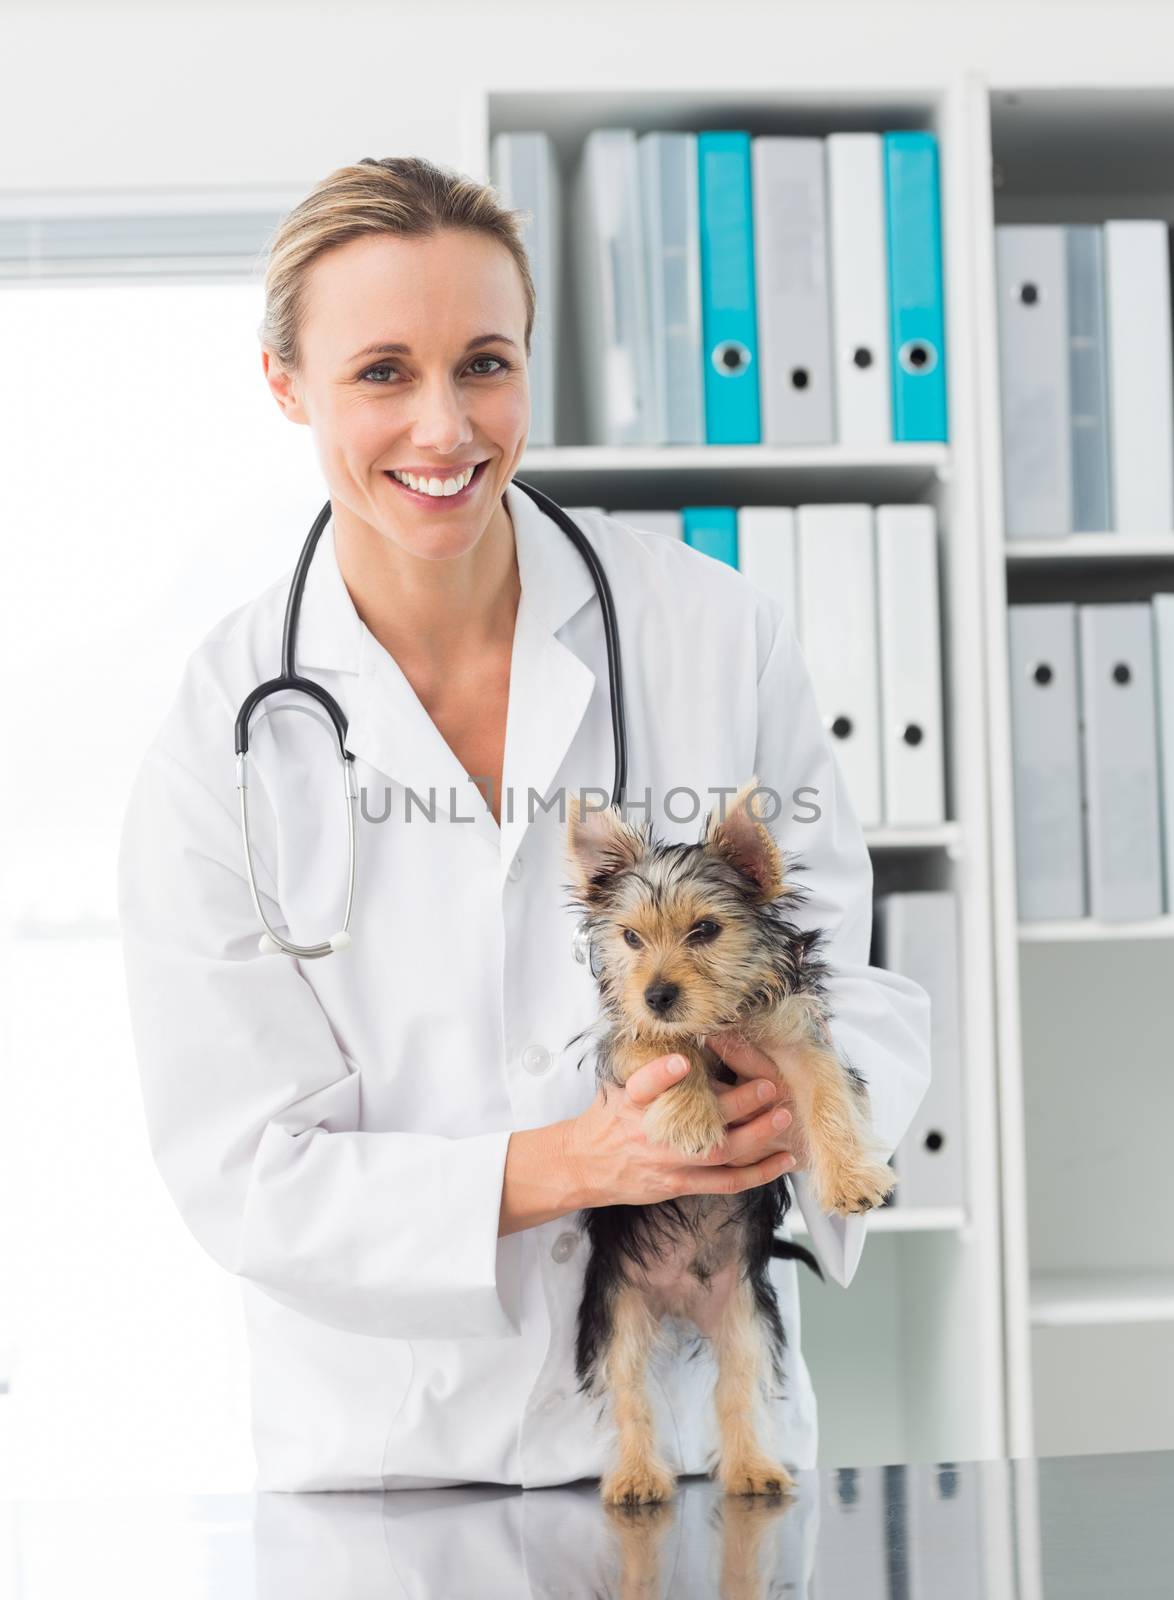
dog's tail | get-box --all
[770,1236,825,1282]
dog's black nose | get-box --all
[644,980,680,1015]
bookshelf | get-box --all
[471,80,1005,1473]
[968,72,1174,1474]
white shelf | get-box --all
[1030,1272,1174,1328]
[1018,915,1174,942]
[790,1205,967,1235]
[518,443,949,504]
[1006,532,1174,564]
[864,822,962,853]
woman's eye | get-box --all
[360,355,510,384]
[623,928,642,949]
[689,920,721,943]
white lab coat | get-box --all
[117,479,931,1493]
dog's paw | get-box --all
[816,1155,897,1216]
[717,1453,796,1497]
[641,1083,726,1159]
[601,1457,678,1506]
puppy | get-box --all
[564,778,895,1506]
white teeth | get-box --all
[390,463,478,495]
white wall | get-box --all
[3,0,1173,195]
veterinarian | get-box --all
[117,154,932,1494]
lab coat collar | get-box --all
[293,479,600,871]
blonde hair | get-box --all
[257,154,536,375]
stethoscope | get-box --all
[234,478,627,967]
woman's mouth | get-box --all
[383,458,490,506]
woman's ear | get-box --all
[565,793,648,905]
[702,776,785,903]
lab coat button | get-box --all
[507,853,525,881]
[540,1389,565,1413]
[551,1231,579,1263]
[522,1044,552,1076]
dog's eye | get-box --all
[623,928,642,949]
[689,920,721,943]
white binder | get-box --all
[874,891,965,1210]
[1007,604,1086,921]
[638,132,704,446]
[908,1463,986,1599]
[1078,603,1164,920]
[752,137,836,445]
[1152,595,1174,913]
[875,504,946,825]
[571,129,655,447]
[490,132,561,448]
[796,504,882,827]
[609,509,683,540]
[826,133,893,445]
[1104,220,1174,534]
[994,225,1072,539]
[736,507,797,621]
[811,1467,889,1598]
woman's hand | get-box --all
[704,1028,810,1174]
[561,1051,799,1210]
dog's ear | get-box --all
[566,792,648,903]
[703,776,784,903]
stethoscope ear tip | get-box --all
[329,930,353,952]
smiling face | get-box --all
[262,228,531,563]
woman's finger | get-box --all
[623,1052,690,1108]
[717,1104,794,1167]
[713,1077,777,1126]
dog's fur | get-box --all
[563,778,896,1505]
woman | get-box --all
[117,154,931,1493]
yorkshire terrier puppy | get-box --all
[564,778,896,1507]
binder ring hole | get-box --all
[902,723,924,747]
[791,367,810,390]
[898,339,937,375]
[853,346,873,369]
[1032,662,1053,686]
[1112,662,1132,685]
[1018,281,1040,306]
[831,714,853,740]
[713,339,752,377]
[925,1130,945,1153]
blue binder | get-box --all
[697,132,760,444]
[883,131,948,442]
[683,506,738,566]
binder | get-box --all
[638,132,705,445]
[697,131,761,444]
[571,129,655,446]
[1007,604,1086,921]
[737,507,797,620]
[994,225,1073,539]
[874,891,965,1210]
[908,1463,986,1600]
[1078,603,1164,920]
[489,132,561,448]
[1066,225,1113,534]
[1103,220,1174,533]
[610,509,683,540]
[682,506,738,567]
[826,132,893,446]
[883,131,948,442]
[875,504,945,825]
[1152,595,1174,913]
[811,1468,889,1598]
[796,504,882,826]
[751,136,835,445]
